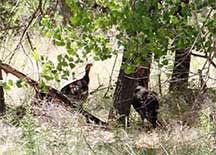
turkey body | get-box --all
[132,85,159,128]
[61,78,89,101]
[60,63,92,102]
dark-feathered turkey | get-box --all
[60,63,93,102]
[132,85,159,128]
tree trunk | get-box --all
[169,0,190,92]
[109,51,151,125]
[108,0,154,125]
[0,67,5,115]
[169,48,191,91]
[109,55,137,124]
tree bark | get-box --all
[169,48,191,91]
[109,53,137,124]
[0,66,5,115]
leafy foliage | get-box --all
[32,0,215,77]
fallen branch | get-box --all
[0,62,107,125]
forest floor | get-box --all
[1,36,216,155]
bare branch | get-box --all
[104,54,118,97]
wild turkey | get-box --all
[60,63,93,102]
[32,64,92,105]
[132,85,159,128]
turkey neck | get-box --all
[83,69,90,84]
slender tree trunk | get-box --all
[169,1,190,92]
[169,48,191,91]
[0,67,5,114]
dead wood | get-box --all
[0,62,107,125]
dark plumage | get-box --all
[132,85,159,128]
[60,63,93,101]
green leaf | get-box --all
[69,63,75,69]
[54,40,65,46]
[170,15,179,24]
[57,54,63,62]
[45,31,52,38]
[4,85,11,91]
[162,59,168,66]
[32,48,40,61]
[157,2,163,9]
[53,30,61,40]
[16,80,23,88]
[213,96,216,103]
[67,48,76,55]
[8,79,14,86]
[125,64,135,74]
[39,80,49,93]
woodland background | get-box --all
[0,0,216,154]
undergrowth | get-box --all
[0,88,216,155]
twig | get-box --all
[26,32,34,50]
[124,75,148,80]
[159,143,170,155]
[82,131,96,154]
[104,54,118,97]
[0,25,24,32]
[191,52,216,68]
[8,0,43,63]
[89,84,105,95]
[20,43,34,68]
[158,70,162,96]
[26,32,40,80]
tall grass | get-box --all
[0,89,216,155]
